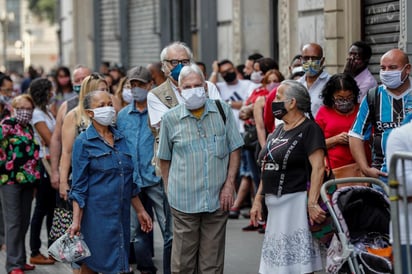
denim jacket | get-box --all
[117,103,161,188]
[69,124,138,273]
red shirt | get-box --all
[245,86,269,106]
[315,105,359,169]
[263,87,277,133]
[244,86,269,126]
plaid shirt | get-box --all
[158,99,243,213]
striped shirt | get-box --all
[349,83,412,174]
[157,99,244,213]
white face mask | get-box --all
[380,66,408,89]
[90,106,116,126]
[122,88,133,103]
[181,87,207,110]
[250,71,263,83]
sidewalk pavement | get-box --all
[0,215,264,274]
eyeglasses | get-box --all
[85,72,105,86]
[0,88,14,94]
[164,59,191,66]
[301,56,322,62]
[333,96,355,102]
[15,107,33,111]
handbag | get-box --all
[49,199,73,242]
[48,233,91,263]
[332,162,369,188]
[307,155,336,246]
[41,145,52,177]
[243,124,258,150]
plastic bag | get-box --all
[326,234,346,273]
[48,233,91,263]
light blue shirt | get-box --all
[157,99,244,213]
[298,70,331,117]
[117,102,161,188]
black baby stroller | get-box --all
[320,177,393,274]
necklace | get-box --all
[283,115,306,131]
[387,93,404,126]
[99,132,114,147]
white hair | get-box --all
[178,64,205,86]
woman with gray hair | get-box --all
[250,80,326,273]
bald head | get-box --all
[381,49,409,67]
[73,66,92,86]
[302,43,323,58]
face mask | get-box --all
[15,109,33,125]
[131,87,148,102]
[122,88,133,103]
[271,101,288,120]
[266,82,279,92]
[334,99,355,113]
[90,106,116,126]
[181,87,207,110]
[222,71,237,83]
[58,77,71,86]
[250,71,264,83]
[73,85,81,94]
[302,59,322,76]
[292,66,304,75]
[380,66,408,89]
[170,63,184,82]
[0,94,12,105]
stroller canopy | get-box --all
[335,186,390,239]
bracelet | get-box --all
[308,204,318,209]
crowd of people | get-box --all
[0,39,411,274]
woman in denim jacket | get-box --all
[69,90,152,274]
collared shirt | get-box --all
[298,70,331,117]
[349,83,412,173]
[355,68,378,102]
[117,102,160,188]
[157,99,244,213]
[69,124,138,273]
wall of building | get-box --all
[128,0,162,67]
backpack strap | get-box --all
[366,86,379,124]
[215,100,226,124]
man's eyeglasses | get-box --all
[301,56,322,62]
[164,59,191,66]
[0,88,14,94]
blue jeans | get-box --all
[131,181,173,274]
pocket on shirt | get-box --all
[118,151,134,172]
[212,134,229,159]
[90,151,115,173]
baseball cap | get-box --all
[127,66,152,83]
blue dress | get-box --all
[69,124,138,274]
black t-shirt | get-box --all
[259,118,326,196]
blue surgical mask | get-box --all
[131,87,148,102]
[73,85,81,94]
[170,63,183,81]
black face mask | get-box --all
[272,101,288,120]
[222,71,237,83]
